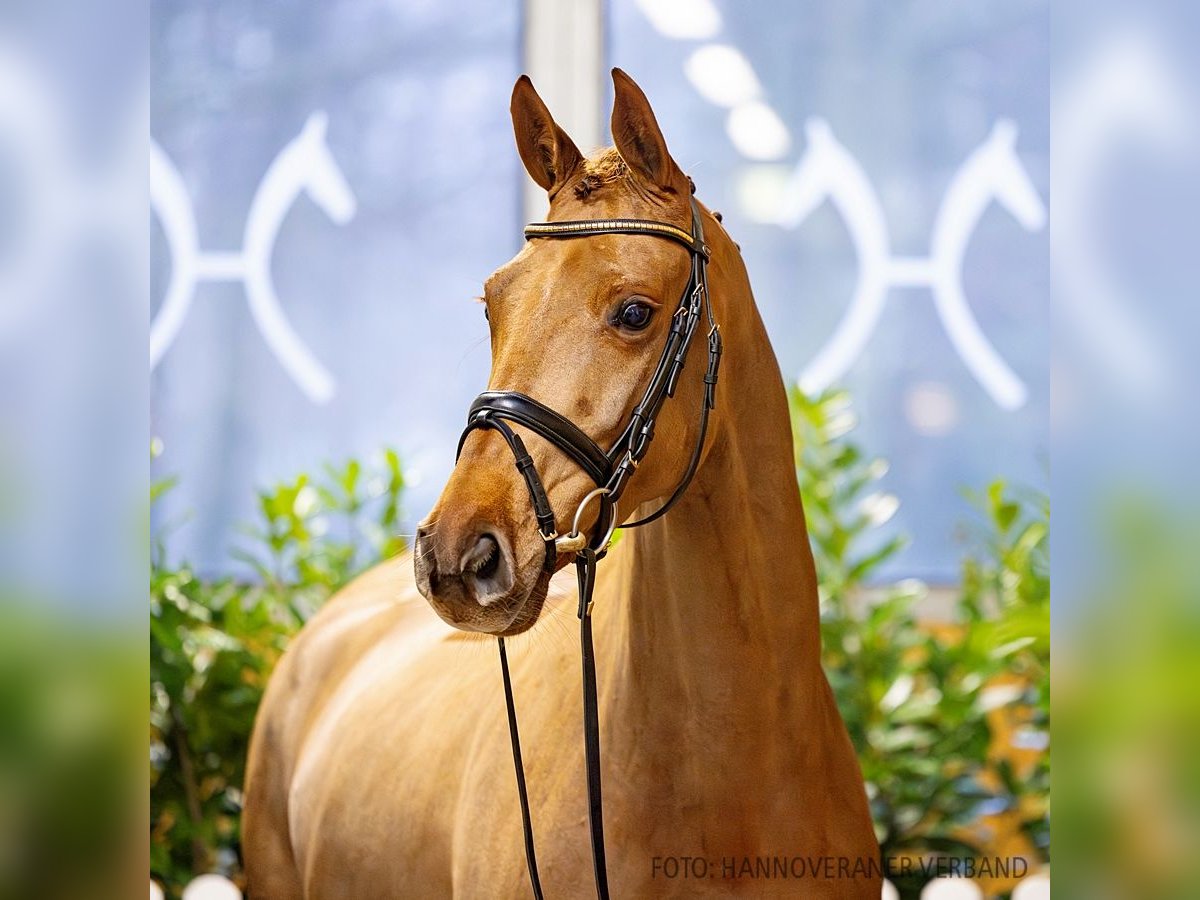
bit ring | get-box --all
[555,487,618,554]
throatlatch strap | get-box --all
[499,638,545,900]
[576,548,610,900]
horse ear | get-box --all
[610,68,686,194]
[511,75,583,196]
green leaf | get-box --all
[151,475,179,505]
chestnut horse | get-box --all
[244,70,879,898]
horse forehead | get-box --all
[490,236,671,302]
[486,243,593,298]
[484,246,533,295]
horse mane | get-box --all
[573,148,628,199]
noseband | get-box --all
[455,193,721,899]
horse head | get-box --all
[414,70,718,635]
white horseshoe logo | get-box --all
[150,112,357,404]
[775,117,1047,410]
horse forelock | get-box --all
[570,148,629,199]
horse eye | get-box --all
[617,301,653,331]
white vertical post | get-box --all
[521,0,606,221]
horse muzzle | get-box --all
[413,459,555,635]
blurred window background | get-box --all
[151,0,1048,586]
[151,1,519,574]
[610,0,1049,584]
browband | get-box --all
[524,218,709,259]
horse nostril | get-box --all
[461,532,513,605]
[415,524,434,550]
[463,533,500,580]
[477,537,501,580]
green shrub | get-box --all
[791,388,1049,896]
[0,612,140,900]
[149,449,405,896]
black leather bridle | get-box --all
[455,191,721,899]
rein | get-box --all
[456,193,721,899]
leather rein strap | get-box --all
[456,195,721,899]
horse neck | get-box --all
[600,231,825,742]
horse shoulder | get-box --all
[243,554,424,893]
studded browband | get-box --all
[523,217,710,259]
